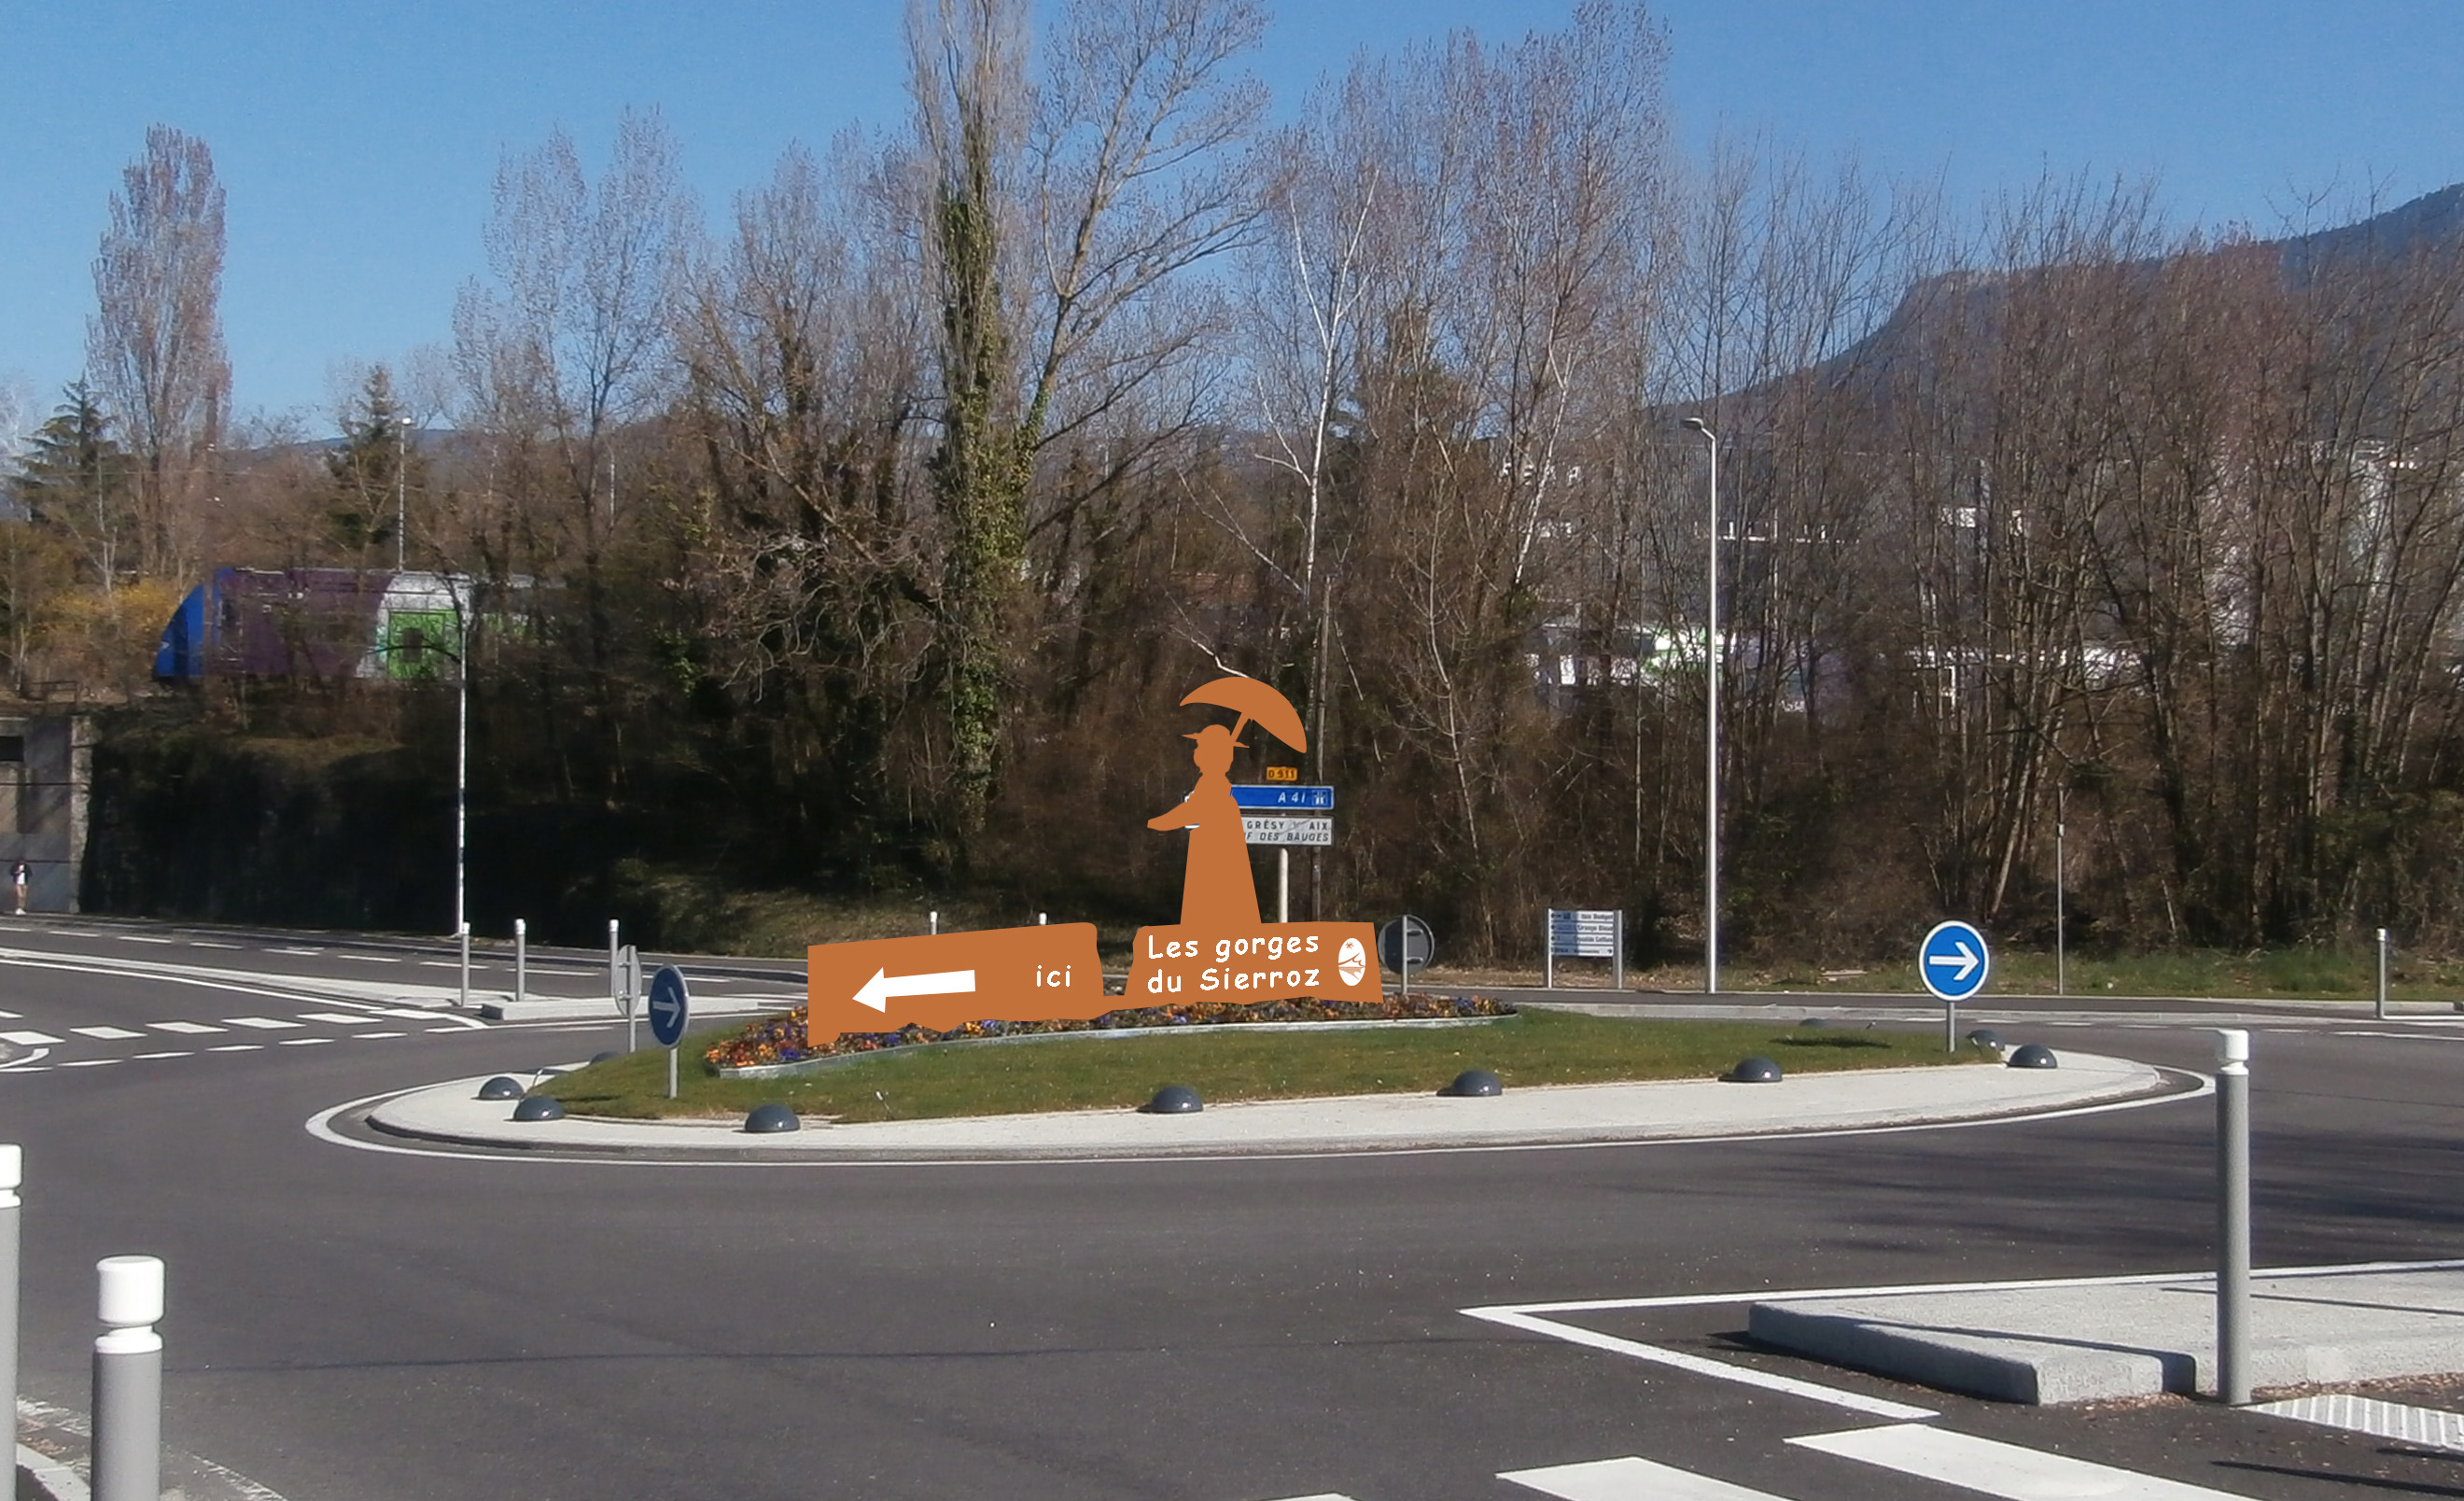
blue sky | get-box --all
[7,1,2461,431]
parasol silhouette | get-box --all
[1180,676,1306,753]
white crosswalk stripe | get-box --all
[1790,1423,2260,1498]
[299,1012,379,1025]
[70,1026,144,1040]
[0,1031,60,1045]
[2251,1393,2464,1452]
[1504,1455,1790,1499]
[148,1020,225,1034]
[221,1017,303,1030]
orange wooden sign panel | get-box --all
[805,924,1101,1043]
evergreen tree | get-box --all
[326,365,427,565]
[13,380,133,589]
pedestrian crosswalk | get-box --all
[1263,1418,2288,1500]
[0,1005,486,1071]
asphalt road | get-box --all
[2,920,2460,1499]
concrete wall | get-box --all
[0,714,91,913]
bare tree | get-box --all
[87,123,229,581]
[908,0,1267,840]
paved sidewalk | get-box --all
[357,1049,2181,1161]
[1750,1264,2464,1404]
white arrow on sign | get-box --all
[1926,942,1981,984]
[852,967,977,1013]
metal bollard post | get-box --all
[2377,928,2389,1020]
[457,920,470,1011]
[607,919,620,1008]
[514,919,527,1006]
[91,1256,163,1501]
[928,910,938,936]
[0,1145,18,1448]
[2216,1029,2252,1406]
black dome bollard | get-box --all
[743,1102,801,1134]
[1141,1084,1203,1115]
[2007,1044,2059,1070]
[1441,1069,1503,1098]
[1723,1056,1784,1083]
[476,1075,524,1101]
[511,1095,566,1121]
[1965,1028,2003,1050]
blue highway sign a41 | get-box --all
[1230,784,1333,810]
[649,964,691,1047]
[1918,920,1991,1002]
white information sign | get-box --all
[1243,814,1334,847]
[1548,908,1620,958]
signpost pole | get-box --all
[514,918,526,1006]
[2216,1029,2252,1406]
[1615,909,1625,991]
[1279,849,1290,924]
[2377,928,2389,1020]
[667,1043,678,1101]
[1545,909,1555,990]
[2055,815,2067,998]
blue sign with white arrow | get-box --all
[1918,920,1991,1002]
[648,964,691,1047]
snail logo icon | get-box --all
[1337,937,1367,987]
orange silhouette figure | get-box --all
[1148,723,1260,929]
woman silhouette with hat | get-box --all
[1147,722,1260,930]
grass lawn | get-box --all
[539,1008,1994,1123]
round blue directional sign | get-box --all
[648,964,691,1047]
[1918,920,1991,1003]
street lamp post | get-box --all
[455,596,469,1008]
[394,416,412,573]
[1683,416,1721,995]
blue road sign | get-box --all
[1918,920,1991,1003]
[1230,784,1334,810]
[649,964,691,1047]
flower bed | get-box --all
[704,994,1518,1072]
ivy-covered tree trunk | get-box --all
[927,158,1030,837]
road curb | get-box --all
[336,1054,2201,1163]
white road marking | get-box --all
[1504,1455,1793,1498]
[299,1013,379,1025]
[416,961,462,969]
[2250,1393,2464,1452]
[278,1038,334,1046]
[1791,1423,2261,1498]
[118,935,173,944]
[355,1031,407,1039]
[0,1009,20,1018]
[222,1017,303,1030]
[425,1026,468,1033]
[1466,1307,1936,1421]
[189,941,242,949]
[57,1058,119,1068]
[336,954,399,963]
[130,1051,191,1060]
[0,1031,61,1045]
[272,947,324,955]
[148,1020,225,1034]
[71,1027,145,1040]
[208,1045,263,1053]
